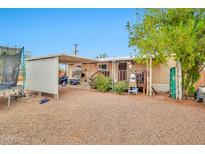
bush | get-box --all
[93,75,112,92]
[187,85,196,97]
[114,81,128,94]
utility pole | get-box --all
[73,43,79,55]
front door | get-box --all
[118,63,127,81]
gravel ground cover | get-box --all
[0,87,205,144]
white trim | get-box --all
[27,53,136,62]
[98,56,135,62]
[27,53,175,63]
[27,53,97,62]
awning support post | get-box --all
[8,90,10,110]
[149,57,152,96]
[112,60,113,92]
[178,62,182,100]
[22,47,25,90]
[146,59,149,96]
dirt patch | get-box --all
[0,87,205,144]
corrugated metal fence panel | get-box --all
[25,57,58,95]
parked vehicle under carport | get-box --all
[59,76,68,86]
[194,86,205,105]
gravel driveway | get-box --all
[0,87,205,144]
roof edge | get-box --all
[26,53,97,62]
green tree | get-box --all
[127,8,205,97]
[96,53,109,59]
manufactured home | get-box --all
[66,56,176,93]
[26,53,180,99]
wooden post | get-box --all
[149,57,152,96]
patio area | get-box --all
[0,87,205,144]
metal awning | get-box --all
[27,53,98,63]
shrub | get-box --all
[93,75,112,92]
[114,81,128,94]
[187,85,196,97]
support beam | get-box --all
[113,57,116,83]
[54,94,58,99]
[65,63,69,77]
[149,57,152,96]
[112,60,114,92]
[22,88,24,98]
[176,63,179,99]
[38,92,41,97]
[146,59,149,96]
[178,62,182,100]
[8,90,10,110]
[114,61,116,83]
[86,62,89,82]
[22,47,26,90]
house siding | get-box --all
[67,58,176,92]
[195,70,205,89]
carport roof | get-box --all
[28,53,160,63]
[26,53,98,63]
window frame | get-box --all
[98,63,108,71]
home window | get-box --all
[98,64,108,71]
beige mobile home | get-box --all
[67,56,177,94]
[26,53,177,98]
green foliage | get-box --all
[93,75,112,92]
[187,85,196,96]
[113,81,128,94]
[92,76,128,94]
[127,9,205,97]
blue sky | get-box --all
[0,9,140,58]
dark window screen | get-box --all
[118,63,127,70]
[99,64,107,70]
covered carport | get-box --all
[26,53,97,99]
